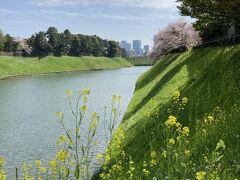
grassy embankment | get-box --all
[127,56,155,66]
[0,56,133,80]
[106,45,240,178]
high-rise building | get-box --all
[144,45,150,54]
[120,41,128,50]
[133,40,141,56]
[127,43,131,52]
[120,41,132,54]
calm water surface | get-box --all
[0,66,150,177]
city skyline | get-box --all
[120,39,150,56]
[0,0,185,46]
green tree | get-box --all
[69,35,81,56]
[3,34,18,52]
[45,27,59,55]
[0,30,4,51]
[107,41,119,57]
[31,31,48,59]
[177,0,240,40]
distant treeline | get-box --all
[0,32,19,53]
[0,27,127,58]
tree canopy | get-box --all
[27,27,122,58]
[177,0,240,40]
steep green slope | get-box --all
[0,56,132,79]
[110,45,240,178]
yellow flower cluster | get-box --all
[204,115,215,124]
[216,139,226,150]
[56,135,67,145]
[173,90,181,99]
[55,111,64,118]
[83,89,91,95]
[66,90,73,97]
[0,157,6,180]
[182,97,188,105]
[22,163,34,180]
[165,115,177,127]
[113,127,125,148]
[182,127,190,136]
[81,105,88,112]
[0,157,4,167]
[35,160,42,168]
[112,95,122,103]
[56,150,68,162]
[143,168,150,176]
[96,154,103,160]
[169,138,176,145]
[184,150,191,157]
[196,171,206,180]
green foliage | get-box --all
[0,30,4,51]
[30,31,49,59]
[28,27,123,58]
[0,56,132,79]
[177,0,240,40]
[107,45,240,179]
[98,95,231,179]
[107,41,119,58]
[3,34,18,52]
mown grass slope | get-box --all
[111,45,240,178]
[0,56,132,79]
[127,57,155,66]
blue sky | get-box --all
[0,0,185,47]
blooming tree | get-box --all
[150,20,201,59]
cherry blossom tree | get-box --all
[150,21,201,59]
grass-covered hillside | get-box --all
[127,57,155,66]
[0,56,132,80]
[103,45,240,179]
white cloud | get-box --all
[41,9,147,21]
[0,8,18,14]
[41,10,79,17]
[30,0,178,9]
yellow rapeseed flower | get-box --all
[81,105,88,112]
[0,157,5,166]
[112,95,117,102]
[143,168,150,176]
[185,150,191,157]
[150,151,157,158]
[56,150,68,162]
[82,89,91,95]
[39,167,46,174]
[216,139,226,150]
[0,170,6,180]
[117,96,122,103]
[182,97,188,105]
[49,159,57,168]
[96,154,103,160]
[66,90,73,97]
[165,115,177,127]
[169,138,176,145]
[173,90,180,99]
[182,127,190,136]
[162,150,167,158]
[35,160,42,168]
[150,159,157,167]
[56,135,67,145]
[55,112,64,118]
[196,171,206,180]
